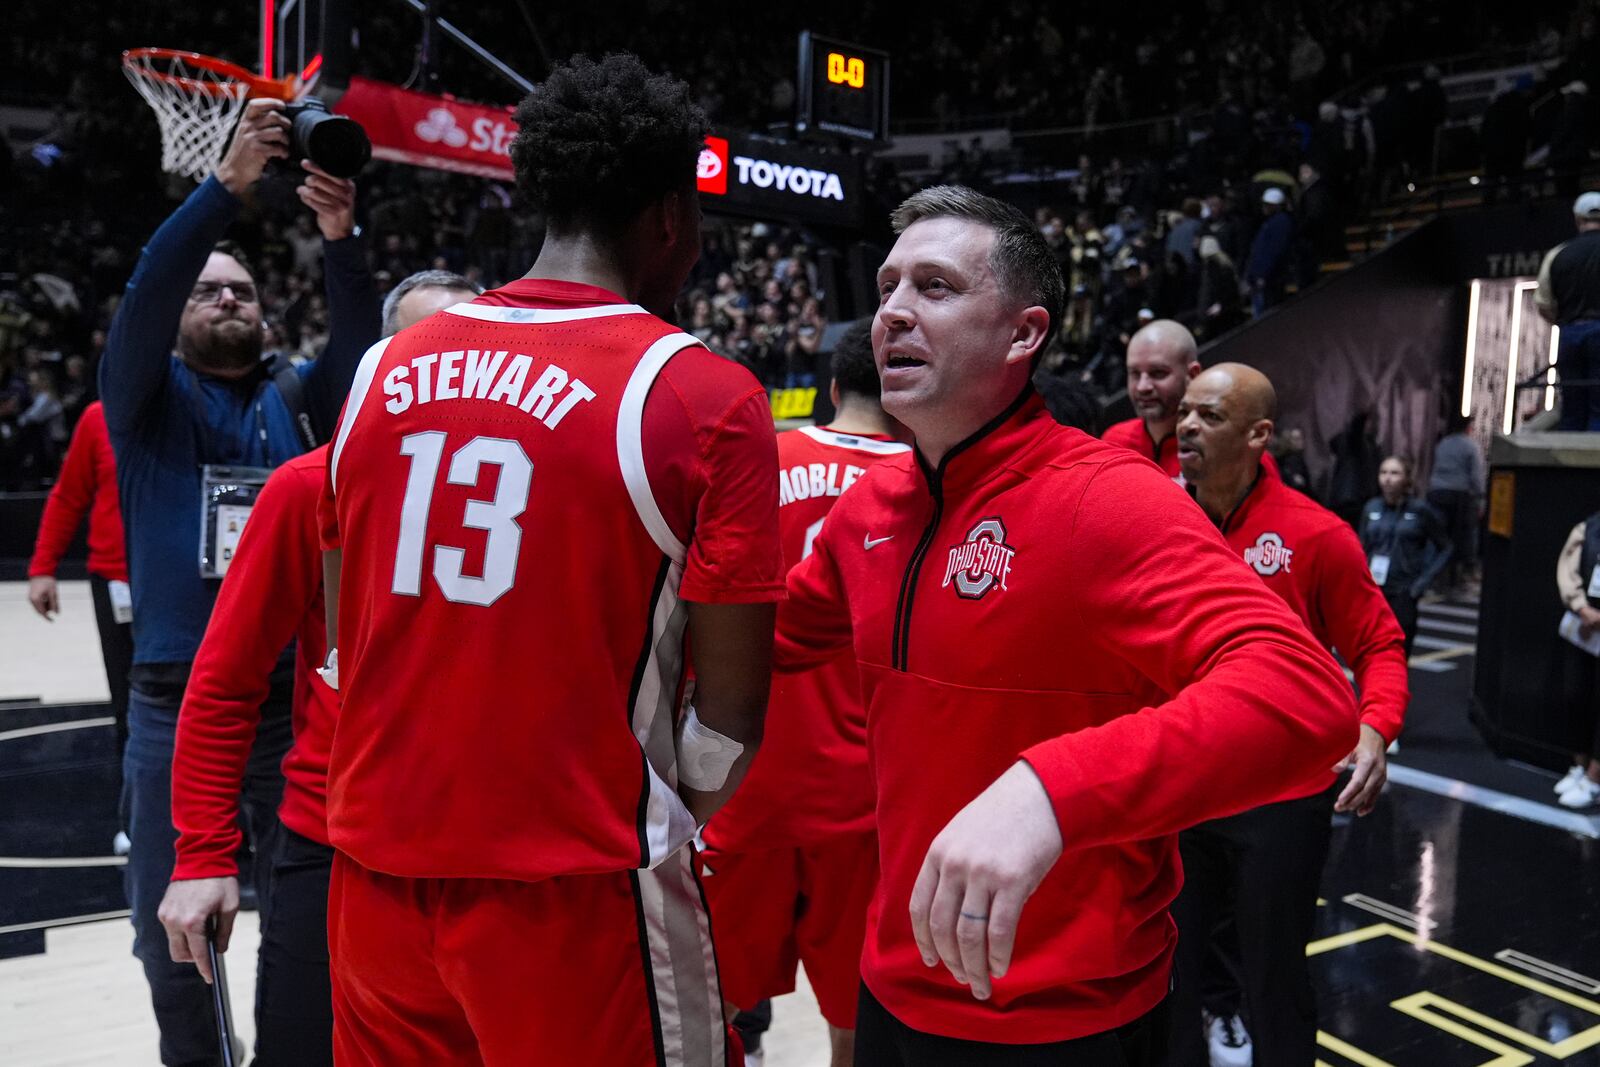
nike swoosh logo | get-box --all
[864,534,894,550]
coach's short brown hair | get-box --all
[890,185,1065,350]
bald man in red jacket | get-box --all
[1166,362,1408,1067]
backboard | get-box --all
[261,0,350,100]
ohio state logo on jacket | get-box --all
[943,517,1016,599]
[1244,531,1294,576]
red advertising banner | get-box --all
[333,76,515,181]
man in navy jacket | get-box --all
[1245,187,1295,317]
[100,97,379,1066]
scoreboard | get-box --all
[795,31,890,145]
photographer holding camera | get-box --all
[100,95,379,1066]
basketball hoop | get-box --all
[122,48,296,182]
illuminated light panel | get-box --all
[1461,280,1481,418]
[1503,281,1538,434]
[1547,325,1561,411]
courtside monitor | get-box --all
[795,31,889,145]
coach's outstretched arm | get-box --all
[679,602,775,825]
[100,101,287,438]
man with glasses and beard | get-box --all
[99,96,379,1066]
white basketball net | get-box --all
[123,53,251,182]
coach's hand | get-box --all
[909,761,1062,1001]
[27,575,58,620]
[158,876,239,984]
[298,160,357,240]
[1334,723,1388,817]
[215,99,290,197]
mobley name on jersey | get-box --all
[380,347,597,430]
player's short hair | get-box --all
[890,185,1066,352]
[1033,369,1103,434]
[830,319,880,401]
[381,270,483,336]
[510,53,709,238]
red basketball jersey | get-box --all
[705,426,909,852]
[327,289,779,881]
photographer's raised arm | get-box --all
[298,160,381,438]
[99,100,288,441]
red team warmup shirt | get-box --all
[1213,467,1409,776]
[703,425,909,853]
[325,280,784,882]
[27,402,127,582]
[171,447,334,878]
[1100,416,1181,480]
[777,392,1357,1044]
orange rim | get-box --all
[122,47,296,101]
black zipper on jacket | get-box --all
[890,386,1034,671]
[1216,465,1265,535]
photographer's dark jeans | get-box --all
[124,688,290,1066]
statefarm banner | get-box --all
[333,76,515,181]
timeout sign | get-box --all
[697,133,862,229]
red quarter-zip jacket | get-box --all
[1213,466,1408,763]
[28,403,128,581]
[776,391,1357,1044]
[1101,416,1181,479]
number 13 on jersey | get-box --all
[392,432,533,607]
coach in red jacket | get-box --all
[1166,362,1408,1067]
[778,185,1358,1064]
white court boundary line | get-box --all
[1388,764,1600,839]
[0,718,114,743]
[1341,893,1436,931]
[0,909,130,936]
[1493,950,1600,994]
[0,856,126,869]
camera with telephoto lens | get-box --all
[283,98,371,179]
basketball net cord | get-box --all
[123,52,251,182]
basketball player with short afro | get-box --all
[321,53,784,1066]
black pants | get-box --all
[1383,589,1419,659]
[87,573,133,758]
[1555,319,1600,432]
[1426,489,1477,589]
[254,826,335,1067]
[855,984,1168,1066]
[1562,642,1600,758]
[1164,784,1337,1067]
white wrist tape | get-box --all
[316,647,339,691]
[677,706,743,792]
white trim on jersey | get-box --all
[797,424,912,456]
[329,336,394,493]
[441,301,648,324]
[617,333,705,566]
[635,562,697,868]
[634,850,726,1067]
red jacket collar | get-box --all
[913,387,1053,496]
[1214,462,1282,534]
